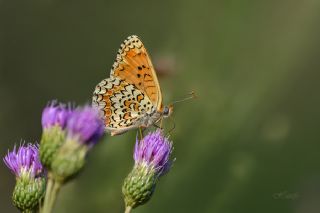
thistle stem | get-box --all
[125,206,132,213]
[48,181,61,212]
[42,177,54,213]
[42,173,61,213]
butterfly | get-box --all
[92,35,173,136]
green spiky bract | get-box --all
[40,125,66,169]
[50,138,88,183]
[12,172,46,212]
[122,163,157,209]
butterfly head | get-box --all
[162,105,174,118]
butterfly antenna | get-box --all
[170,91,197,105]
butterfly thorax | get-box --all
[136,104,173,127]
[138,109,162,127]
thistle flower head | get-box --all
[41,101,72,129]
[122,130,174,209]
[3,143,43,179]
[66,106,104,145]
[4,144,46,211]
[134,130,173,176]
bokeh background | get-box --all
[1,0,320,212]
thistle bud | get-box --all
[13,176,46,212]
[51,106,104,182]
[122,162,157,208]
[122,130,173,209]
[3,144,46,212]
[40,101,72,169]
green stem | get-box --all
[42,177,54,213]
[48,181,61,212]
[125,206,132,213]
[42,173,62,213]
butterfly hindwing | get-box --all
[92,76,154,135]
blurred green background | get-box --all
[1,0,320,212]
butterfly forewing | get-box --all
[111,35,162,110]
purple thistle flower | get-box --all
[3,144,43,178]
[41,101,72,129]
[134,130,173,176]
[66,106,104,145]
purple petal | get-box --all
[133,130,173,176]
[41,101,72,129]
[66,106,104,145]
[3,143,43,178]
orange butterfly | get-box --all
[92,35,173,136]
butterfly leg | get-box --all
[139,127,144,140]
[160,117,163,128]
[168,116,176,135]
[153,122,163,130]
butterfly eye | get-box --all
[163,106,169,116]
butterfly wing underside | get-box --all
[111,35,162,109]
[92,35,162,135]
